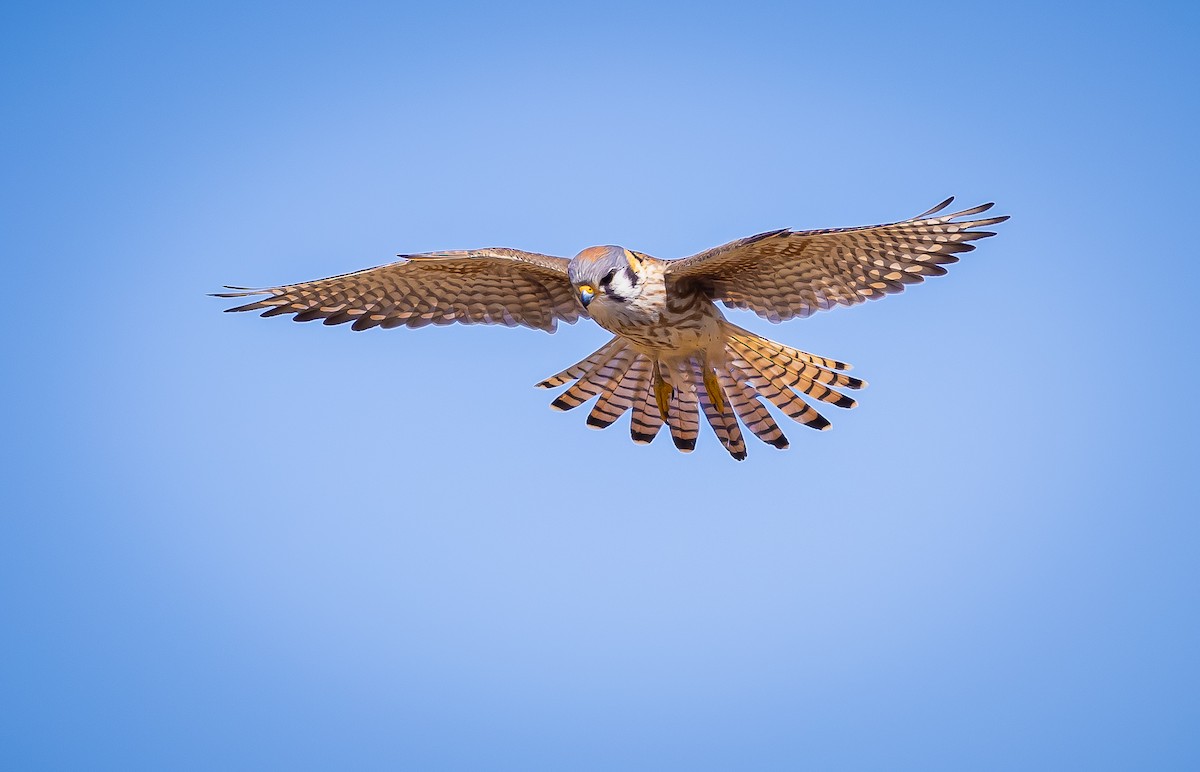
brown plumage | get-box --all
[216,197,1006,460]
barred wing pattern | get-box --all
[215,248,582,332]
[665,198,1008,322]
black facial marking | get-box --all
[599,267,629,303]
[625,266,639,287]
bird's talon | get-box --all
[703,367,725,414]
[654,373,673,422]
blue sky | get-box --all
[2,1,1197,769]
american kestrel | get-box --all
[216,197,1006,459]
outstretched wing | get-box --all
[215,248,583,333]
[664,198,1008,322]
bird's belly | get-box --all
[591,297,725,359]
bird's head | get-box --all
[567,245,645,309]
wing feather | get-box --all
[214,248,581,333]
[665,198,1007,322]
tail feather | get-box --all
[716,368,789,449]
[726,331,865,389]
[537,326,864,458]
[627,356,664,444]
[550,345,634,411]
[666,379,701,452]
[695,361,746,460]
[586,350,639,428]
[729,340,859,408]
[726,326,854,373]
[536,338,624,389]
[732,359,832,430]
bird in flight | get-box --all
[216,197,1006,460]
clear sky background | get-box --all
[2,1,1197,769]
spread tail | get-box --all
[537,326,865,460]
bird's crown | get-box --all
[568,245,640,286]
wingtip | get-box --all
[211,285,267,299]
[915,196,956,219]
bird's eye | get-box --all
[599,269,619,288]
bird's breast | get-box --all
[589,277,724,356]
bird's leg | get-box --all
[702,364,725,415]
[653,363,673,422]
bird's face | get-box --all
[567,246,645,310]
